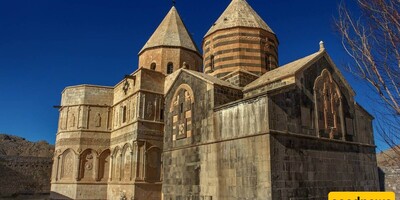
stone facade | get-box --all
[51,0,379,199]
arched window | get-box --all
[122,106,127,123]
[150,62,156,70]
[167,62,174,74]
[170,84,195,140]
[265,53,272,71]
[210,55,215,71]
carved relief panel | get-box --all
[122,145,133,181]
[59,108,67,130]
[61,149,74,180]
[79,149,96,181]
[87,106,109,130]
[314,70,344,139]
[139,93,164,121]
[64,106,80,130]
[170,84,194,140]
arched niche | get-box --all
[112,147,121,181]
[314,69,345,139]
[60,149,75,180]
[151,62,157,70]
[145,146,162,182]
[98,149,110,181]
[169,84,195,140]
[79,149,98,181]
[122,144,133,181]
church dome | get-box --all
[205,0,275,37]
[139,7,199,54]
[202,0,279,78]
[139,6,202,75]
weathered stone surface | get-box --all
[0,156,52,197]
[270,134,379,200]
[377,146,400,197]
[51,1,380,199]
[0,134,53,198]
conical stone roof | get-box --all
[205,0,274,37]
[139,7,199,54]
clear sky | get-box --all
[0,0,387,149]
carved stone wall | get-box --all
[270,134,379,199]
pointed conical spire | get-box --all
[205,0,274,37]
[139,6,199,54]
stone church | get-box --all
[50,0,380,199]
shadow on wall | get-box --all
[49,192,73,200]
[378,167,386,191]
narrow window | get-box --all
[180,103,184,113]
[210,55,215,71]
[265,53,272,71]
[160,109,164,120]
[167,62,174,74]
[122,106,127,123]
[150,62,156,70]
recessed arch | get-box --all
[150,62,157,70]
[121,143,133,181]
[167,62,174,74]
[78,149,98,181]
[145,146,161,182]
[60,148,75,180]
[170,84,195,112]
[98,149,110,181]
[314,69,344,139]
[170,84,195,141]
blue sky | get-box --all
[0,0,388,150]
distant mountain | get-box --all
[0,134,54,157]
[377,146,400,167]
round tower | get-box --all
[139,6,202,75]
[203,0,278,78]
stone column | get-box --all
[339,100,346,141]
[108,155,114,182]
[313,94,320,137]
[141,94,146,119]
[106,107,111,131]
[93,155,99,181]
[130,151,134,181]
[143,142,147,181]
[135,141,144,181]
[55,155,61,181]
[86,106,91,129]
[133,142,138,181]
[118,153,122,181]
[75,156,80,181]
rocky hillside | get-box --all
[377,146,400,196]
[0,134,54,157]
[0,134,54,198]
